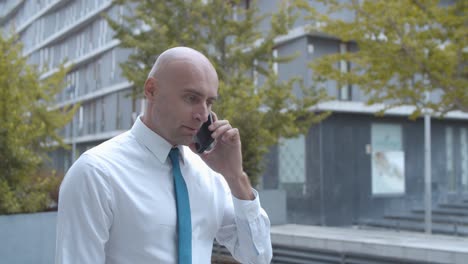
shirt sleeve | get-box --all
[55,154,113,264]
[215,188,273,264]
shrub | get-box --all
[0,169,63,214]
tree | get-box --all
[0,32,77,214]
[298,0,467,118]
[107,0,329,185]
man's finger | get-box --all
[222,128,240,143]
[211,111,219,122]
[211,123,232,139]
[210,120,229,131]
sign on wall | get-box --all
[372,151,405,195]
[371,124,405,195]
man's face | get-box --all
[151,60,218,146]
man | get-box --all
[55,47,273,263]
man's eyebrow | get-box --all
[183,88,218,100]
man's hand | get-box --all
[189,112,254,200]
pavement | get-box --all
[271,224,468,264]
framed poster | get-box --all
[372,151,405,195]
[371,123,405,196]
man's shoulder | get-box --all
[77,131,136,165]
[86,130,133,154]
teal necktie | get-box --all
[168,148,192,264]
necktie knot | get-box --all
[169,148,180,165]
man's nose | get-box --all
[193,104,209,123]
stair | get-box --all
[358,199,468,237]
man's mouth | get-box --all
[183,125,199,135]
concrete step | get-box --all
[439,203,468,210]
[358,218,468,237]
[384,214,468,226]
[412,208,468,217]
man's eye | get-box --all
[185,95,198,103]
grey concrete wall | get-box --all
[0,212,56,264]
[259,189,287,225]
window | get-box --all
[39,48,44,69]
[76,34,81,58]
[39,18,44,43]
[118,5,124,24]
[111,48,116,81]
[81,33,86,56]
[339,42,351,101]
[101,19,108,46]
[100,98,105,132]
[461,128,468,191]
[65,73,75,100]
[89,101,96,134]
[307,43,314,55]
[44,47,49,69]
[78,106,84,136]
[272,49,278,74]
[232,5,238,21]
[64,42,68,59]
[279,135,306,194]
[64,152,70,172]
[75,71,80,96]
[55,13,60,32]
[252,59,258,86]
[446,127,455,191]
[95,61,102,89]
[88,27,94,51]
[116,91,121,130]
[49,47,54,69]
[135,98,146,122]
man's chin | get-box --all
[177,136,195,147]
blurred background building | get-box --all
[0,0,139,171]
[1,0,467,233]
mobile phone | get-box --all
[194,113,215,153]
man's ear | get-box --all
[144,77,157,99]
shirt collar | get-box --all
[131,116,186,164]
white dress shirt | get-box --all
[55,117,272,264]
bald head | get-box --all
[148,47,216,80]
[142,47,219,146]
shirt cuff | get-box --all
[232,188,261,221]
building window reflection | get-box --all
[278,135,306,195]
